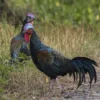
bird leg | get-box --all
[49,78,63,94]
[49,79,53,90]
[56,78,63,94]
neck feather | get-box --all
[30,30,43,50]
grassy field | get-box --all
[0,22,100,100]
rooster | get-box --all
[28,29,98,93]
[10,13,35,62]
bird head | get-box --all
[23,23,34,43]
[24,13,35,23]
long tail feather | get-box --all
[74,60,86,85]
[71,61,82,88]
[82,61,94,88]
[73,57,98,66]
[70,57,98,88]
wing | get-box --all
[36,49,72,78]
[20,43,30,56]
[10,35,24,53]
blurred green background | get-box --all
[0,0,100,26]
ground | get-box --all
[33,67,100,100]
[3,63,100,100]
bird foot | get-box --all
[60,89,65,94]
[62,92,72,98]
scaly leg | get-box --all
[49,79,53,90]
[56,78,63,93]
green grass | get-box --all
[0,22,100,99]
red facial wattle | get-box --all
[24,29,33,43]
[24,33,31,43]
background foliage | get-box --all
[0,0,100,25]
